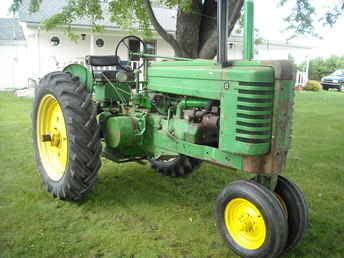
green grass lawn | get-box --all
[0,91,343,258]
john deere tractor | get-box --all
[32,0,308,257]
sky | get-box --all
[1,0,343,63]
[254,0,344,63]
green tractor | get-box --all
[32,0,308,257]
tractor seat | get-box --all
[85,55,120,66]
[85,55,132,82]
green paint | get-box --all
[176,98,209,118]
[219,79,273,156]
[147,62,274,100]
[94,82,131,103]
[63,64,93,92]
[244,0,254,60]
[57,8,295,175]
[60,57,295,174]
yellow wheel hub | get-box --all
[37,95,68,181]
[225,198,266,250]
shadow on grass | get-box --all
[75,161,243,218]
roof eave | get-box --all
[22,21,176,34]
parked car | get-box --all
[321,69,344,91]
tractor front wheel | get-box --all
[274,176,308,252]
[149,155,202,177]
[216,180,288,258]
[32,71,102,201]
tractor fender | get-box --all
[63,64,93,93]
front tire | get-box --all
[32,72,102,201]
[216,180,288,258]
[274,176,308,252]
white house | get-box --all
[0,0,311,90]
[16,0,176,86]
[0,18,29,89]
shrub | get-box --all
[304,80,322,92]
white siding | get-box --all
[0,42,29,89]
[22,25,175,80]
[1,23,311,90]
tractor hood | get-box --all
[147,59,274,100]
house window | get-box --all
[96,38,104,48]
[144,40,157,60]
[50,36,61,47]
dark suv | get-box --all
[321,69,344,91]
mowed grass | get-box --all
[0,91,343,258]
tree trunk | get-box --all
[198,0,244,59]
[145,0,244,59]
[175,0,202,58]
[198,0,217,57]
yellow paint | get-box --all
[224,198,266,250]
[37,95,68,181]
[275,193,288,217]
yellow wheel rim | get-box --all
[275,193,288,217]
[36,94,68,181]
[225,198,266,250]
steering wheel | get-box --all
[115,35,147,72]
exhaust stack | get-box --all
[217,0,229,67]
[217,0,255,65]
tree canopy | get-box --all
[279,0,344,39]
[11,0,344,58]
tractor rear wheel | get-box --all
[216,180,288,258]
[32,71,102,201]
[149,155,202,177]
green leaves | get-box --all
[9,0,23,14]
[306,55,344,81]
[108,0,153,39]
[12,0,344,53]
[279,0,344,39]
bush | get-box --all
[304,80,322,91]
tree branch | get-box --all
[143,0,183,56]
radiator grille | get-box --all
[236,81,274,144]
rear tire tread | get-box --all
[150,155,202,177]
[32,71,101,201]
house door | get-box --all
[0,46,27,89]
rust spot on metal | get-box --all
[243,155,273,174]
[128,117,138,131]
